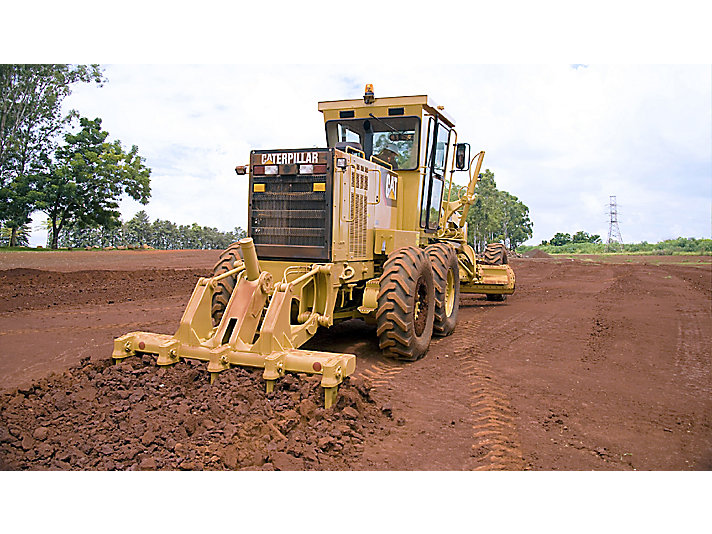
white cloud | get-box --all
[28,64,711,247]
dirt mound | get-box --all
[522,249,551,258]
[0,268,203,313]
[0,357,392,471]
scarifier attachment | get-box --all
[112,238,355,408]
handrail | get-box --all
[344,145,365,158]
[446,129,458,205]
[370,154,393,170]
[339,159,355,223]
[367,168,382,205]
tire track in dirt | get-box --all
[350,309,526,470]
[577,270,627,365]
[441,314,526,470]
[674,308,712,395]
[357,360,405,389]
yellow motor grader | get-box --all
[113,85,515,407]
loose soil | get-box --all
[1,251,710,470]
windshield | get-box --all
[326,116,420,171]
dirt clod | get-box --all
[32,427,49,441]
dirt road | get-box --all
[1,251,710,470]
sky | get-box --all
[24,63,709,247]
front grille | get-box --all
[250,170,332,260]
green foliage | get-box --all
[37,117,151,248]
[0,223,30,247]
[572,230,601,244]
[550,232,572,246]
[55,213,247,250]
[546,230,602,246]
[0,64,104,232]
[453,170,533,251]
[519,237,712,255]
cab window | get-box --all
[420,118,451,231]
[433,124,450,174]
[326,116,420,171]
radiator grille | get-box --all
[250,172,331,260]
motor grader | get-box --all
[113,85,515,407]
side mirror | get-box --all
[455,143,470,170]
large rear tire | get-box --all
[482,243,507,302]
[211,242,244,326]
[426,242,460,337]
[376,247,435,361]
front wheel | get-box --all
[211,242,244,326]
[376,247,435,361]
[426,242,460,336]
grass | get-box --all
[0,246,56,252]
[520,238,712,257]
[0,246,153,252]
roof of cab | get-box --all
[317,94,456,128]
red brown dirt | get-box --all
[1,251,710,470]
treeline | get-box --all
[449,169,533,252]
[53,211,246,250]
[520,237,712,255]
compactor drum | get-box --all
[113,85,516,407]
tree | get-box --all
[151,218,179,249]
[467,170,503,251]
[125,210,152,246]
[37,117,151,249]
[1,174,39,246]
[550,232,571,246]
[464,169,533,252]
[0,65,104,245]
[498,191,533,250]
[572,230,601,244]
[0,223,30,247]
[232,226,247,241]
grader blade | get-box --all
[112,238,356,408]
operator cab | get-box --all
[319,85,463,234]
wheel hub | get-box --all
[414,278,429,337]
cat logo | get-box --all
[261,152,320,165]
[385,173,398,205]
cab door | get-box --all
[420,118,451,232]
